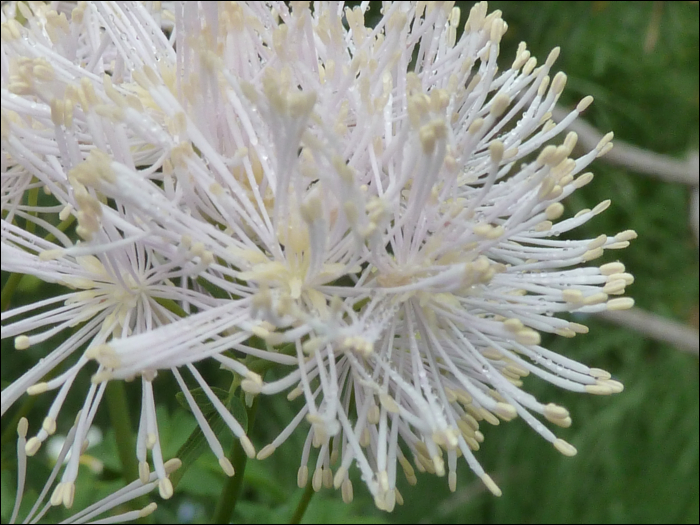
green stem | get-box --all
[289,480,315,524]
[1,272,23,312]
[25,186,38,236]
[212,396,260,524]
[0,396,37,449]
[105,381,152,522]
[104,381,138,486]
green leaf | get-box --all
[175,385,231,416]
[196,275,234,300]
[227,395,249,433]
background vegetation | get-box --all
[2,1,698,523]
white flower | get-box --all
[1,210,232,508]
[10,417,169,524]
[1,0,636,519]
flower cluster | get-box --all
[1,1,635,521]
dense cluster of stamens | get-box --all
[1,1,635,520]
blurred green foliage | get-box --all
[2,2,698,524]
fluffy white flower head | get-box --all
[1,0,636,518]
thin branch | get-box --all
[690,187,699,247]
[596,307,699,356]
